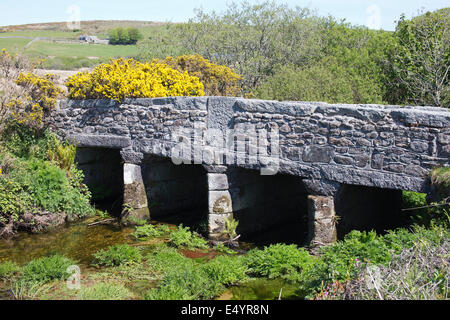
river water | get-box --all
[0,218,302,300]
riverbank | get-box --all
[0,123,96,237]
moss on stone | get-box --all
[213,195,231,214]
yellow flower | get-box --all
[66,58,205,102]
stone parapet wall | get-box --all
[231,99,449,192]
[53,97,208,156]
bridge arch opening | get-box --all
[334,184,403,238]
[140,155,209,231]
[227,167,309,246]
[75,147,124,216]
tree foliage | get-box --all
[386,8,450,107]
[108,27,143,45]
[138,2,448,107]
[139,1,326,92]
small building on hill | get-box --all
[78,34,109,44]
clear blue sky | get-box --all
[0,0,448,30]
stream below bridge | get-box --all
[0,214,304,300]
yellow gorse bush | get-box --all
[66,58,205,102]
[11,72,62,129]
[158,55,242,96]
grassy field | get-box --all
[0,30,77,38]
[30,40,138,57]
[0,37,138,70]
[0,37,31,52]
[0,21,168,70]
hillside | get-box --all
[0,20,166,33]
[0,20,171,70]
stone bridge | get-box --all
[52,97,450,248]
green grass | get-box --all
[168,224,209,250]
[431,166,450,190]
[20,254,76,284]
[1,36,138,70]
[0,38,30,52]
[0,27,152,70]
[92,244,142,267]
[138,25,174,39]
[77,282,134,300]
[0,261,21,279]
[143,245,247,300]
[132,224,170,240]
[26,40,139,59]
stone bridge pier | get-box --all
[205,165,234,241]
[303,179,340,251]
[119,149,150,225]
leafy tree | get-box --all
[255,21,393,104]
[108,28,120,44]
[139,1,326,92]
[255,59,355,103]
[137,24,189,59]
[117,27,130,44]
[127,27,143,44]
[386,8,450,107]
[108,27,142,45]
[322,20,395,103]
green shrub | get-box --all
[0,123,94,235]
[132,224,170,240]
[1,122,56,160]
[402,191,428,219]
[10,279,52,300]
[300,223,450,298]
[109,27,142,45]
[158,54,242,96]
[144,245,246,300]
[92,244,142,267]
[201,255,248,286]
[77,282,134,300]
[254,54,385,104]
[0,261,21,279]
[402,189,449,227]
[145,245,190,275]
[24,159,92,218]
[314,231,392,281]
[0,160,32,223]
[168,224,209,249]
[21,254,75,283]
[143,263,223,300]
[47,136,76,172]
[143,281,193,300]
[244,244,314,282]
